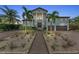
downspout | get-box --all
[49,18,52,31]
[54,19,56,31]
[67,18,69,31]
[54,24,56,31]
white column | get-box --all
[36,13,37,28]
[42,13,43,20]
[67,18,69,31]
[46,18,48,31]
[54,19,56,31]
[36,13,37,20]
[42,13,43,29]
[54,25,56,31]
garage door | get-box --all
[56,26,67,31]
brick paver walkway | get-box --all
[29,31,49,54]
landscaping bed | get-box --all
[0,30,36,53]
[44,31,78,53]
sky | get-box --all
[0,5,79,20]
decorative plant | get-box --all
[21,43,26,48]
[9,42,17,50]
[51,43,59,51]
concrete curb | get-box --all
[43,33,49,54]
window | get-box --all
[37,13,42,19]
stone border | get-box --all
[43,35,49,54]
[27,31,37,54]
[43,34,52,54]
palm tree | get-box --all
[74,16,79,23]
[22,6,33,23]
[0,16,3,24]
[0,6,20,24]
[22,6,33,32]
[74,16,79,29]
[48,11,59,31]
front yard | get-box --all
[44,31,79,53]
[0,30,36,53]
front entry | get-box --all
[37,22,42,30]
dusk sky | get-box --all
[0,5,79,20]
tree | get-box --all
[22,6,33,32]
[48,11,59,31]
[0,6,20,24]
[74,16,79,24]
[22,6,33,23]
[0,16,2,24]
[69,16,79,30]
[73,16,79,29]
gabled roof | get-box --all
[32,7,48,12]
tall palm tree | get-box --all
[0,6,20,24]
[48,11,59,31]
[22,6,33,32]
[22,6,33,23]
[0,17,2,24]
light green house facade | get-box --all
[23,7,70,31]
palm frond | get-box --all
[4,6,10,11]
[22,6,28,12]
[0,8,8,14]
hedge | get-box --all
[0,24,21,31]
[0,24,37,31]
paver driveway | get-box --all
[29,31,49,54]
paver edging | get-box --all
[43,34,51,54]
[27,31,37,54]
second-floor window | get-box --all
[37,13,42,19]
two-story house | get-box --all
[23,7,70,31]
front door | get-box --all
[37,22,42,30]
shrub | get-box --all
[51,43,59,51]
[19,25,25,30]
[32,27,37,30]
[43,27,46,30]
[21,43,26,48]
[66,40,75,46]
[9,42,17,50]
[0,24,21,31]
[69,23,79,30]
[19,25,36,30]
